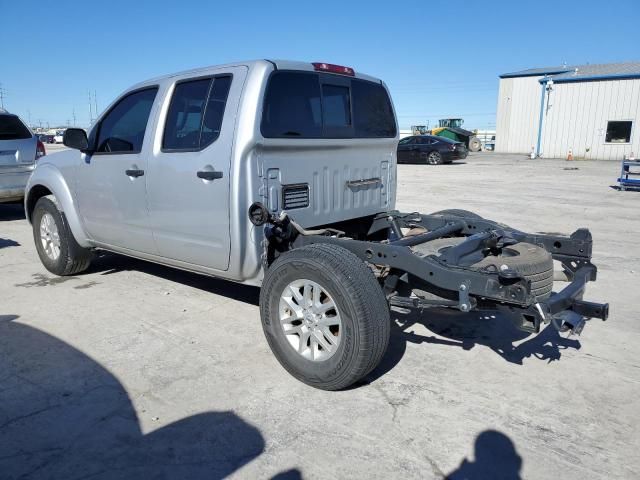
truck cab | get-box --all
[26,60,397,285]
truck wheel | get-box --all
[426,151,442,165]
[260,243,390,390]
[413,238,553,300]
[432,209,483,219]
[468,137,482,152]
[32,196,92,276]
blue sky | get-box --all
[1,0,638,130]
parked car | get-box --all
[42,134,55,144]
[0,110,45,203]
[24,60,607,390]
[397,135,467,164]
[53,130,65,143]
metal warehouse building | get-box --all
[495,62,640,160]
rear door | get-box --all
[260,71,398,228]
[146,67,245,270]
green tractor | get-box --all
[413,119,483,152]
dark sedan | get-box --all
[37,134,55,144]
[397,135,467,165]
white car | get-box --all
[54,130,65,143]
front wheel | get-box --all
[32,196,92,276]
[260,244,390,390]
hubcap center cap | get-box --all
[303,310,316,327]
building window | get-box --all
[605,121,632,143]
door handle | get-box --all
[125,169,144,177]
[346,177,381,188]
[197,170,223,181]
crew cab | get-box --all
[24,60,608,390]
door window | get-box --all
[163,76,233,151]
[95,88,158,153]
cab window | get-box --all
[163,76,232,151]
[95,88,158,153]
[262,71,396,139]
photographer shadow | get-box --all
[0,314,270,479]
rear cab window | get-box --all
[0,115,32,141]
[261,71,396,139]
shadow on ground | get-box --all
[446,430,522,480]
[0,238,20,249]
[366,306,581,384]
[0,203,26,221]
[0,314,294,479]
[87,252,260,306]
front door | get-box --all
[146,67,246,271]
[75,87,159,253]
[397,136,417,163]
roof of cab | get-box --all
[130,59,383,89]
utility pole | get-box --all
[88,90,93,123]
[94,90,98,118]
[0,83,6,109]
[72,108,77,126]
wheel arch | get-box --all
[25,164,91,248]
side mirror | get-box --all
[63,128,90,152]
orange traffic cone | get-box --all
[567,148,573,161]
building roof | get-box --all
[499,66,575,78]
[500,62,640,83]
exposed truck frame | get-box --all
[252,204,608,338]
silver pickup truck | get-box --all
[25,60,608,390]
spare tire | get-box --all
[413,238,553,300]
[431,209,483,219]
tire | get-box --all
[260,243,390,390]
[468,137,482,152]
[431,209,483,219]
[426,151,442,165]
[32,196,92,276]
[413,238,553,300]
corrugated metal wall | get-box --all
[495,76,543,154]
[496,75,640,160]
[541,79,640,160]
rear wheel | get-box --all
[32,196,92,276]
[260,244,390,390]
[468,137,482,152]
